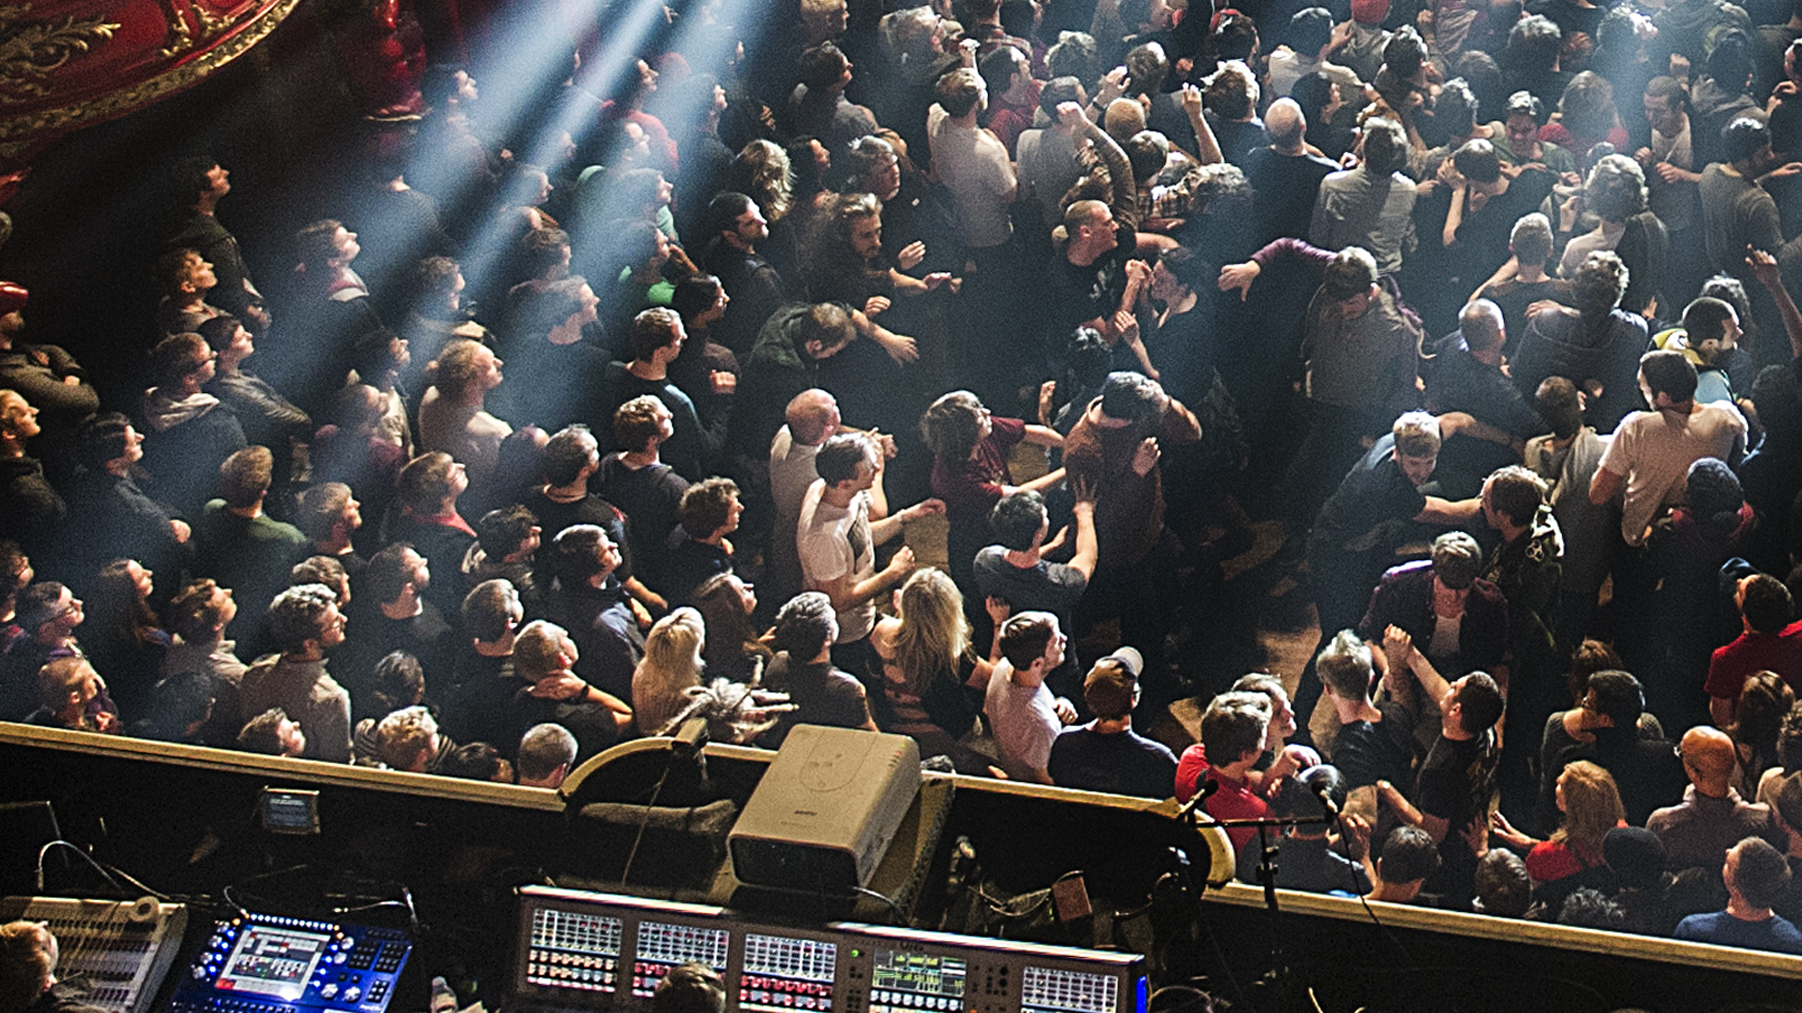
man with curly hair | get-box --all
[240,583,352,761]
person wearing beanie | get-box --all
[1646,457,1759,729]
[1338,0,1392,83]
[1606,826,1677,936]
[1047,648,1178,798]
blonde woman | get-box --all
[868,568,999,774]
[1492,760,1625,908]
[632,607,707,737]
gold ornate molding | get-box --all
[160,0,232,59]
[0,5,120,103]
[0,0,299,145]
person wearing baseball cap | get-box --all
[1046,647,1179,798]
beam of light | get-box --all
[397,0,758,390]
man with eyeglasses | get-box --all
[140,331,246,516]
[0,582,90,723]
[1539,669,1684,831]
[1648,726,1786,874]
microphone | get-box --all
[1308,777,1341,818]
[1171,775,1221,821]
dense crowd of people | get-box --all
[6,0,1802,954]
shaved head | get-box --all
[1680,726,1737,789]
[785,388,840,445]
[1266,97,1306,150]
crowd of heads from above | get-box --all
[8,0,1802,952]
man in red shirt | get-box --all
[1176,690,1273,858]
[1707,573,1802,725]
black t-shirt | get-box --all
[972,547,1087,635]
[510,687,623,763]
[596,362,717,480]
[1044,223,1135,351]
[1210,115,1270,168]
[660,529,732,608]
[593,454,689,570]
[1452,167,1557,288]
[495,337,612,433]
[1481,277,1568,360]
[1048,725,1179,798]
[1241,146,1338,248]
[759,654,871,747]
[336,601,457,719]
[1331,701,1419,790]
[1415,730,1499,895]
[445,652,529,755]
[522,489,636,584]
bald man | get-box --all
[1240,97,1337,247]
[1647,727,1786,873]
[768,390,896,608]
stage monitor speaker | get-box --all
[728,725,920,892]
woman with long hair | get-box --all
[1493,760,1626,910]
[1756,701,1802,809]
[732,138,808,283]
[85,558,171,721]
[632,607,707,736]
[1731,671,1796,800]
[868,568,996,774]
[691,573,770,685]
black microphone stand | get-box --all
[1170,787,1335,1013]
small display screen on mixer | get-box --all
[739,932,837,1012]
[631,921,730,997]
[870,950,965,1013]
[1020,966,1119,1013]
[216,925,331,1001]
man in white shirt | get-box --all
[1589,349,1747,546]
[796,433,942,658]
[928,62,1016,254]
[769,389,896,607]
[984,611,1078,783]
